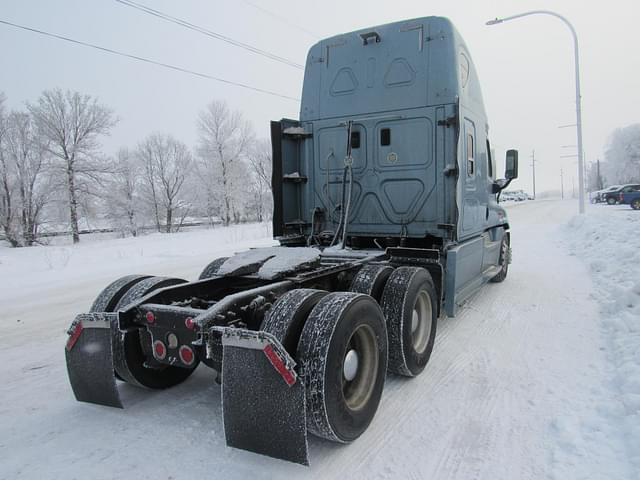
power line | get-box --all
[114,0,304,70]
[241,0,321,40]
[0,19,300,102]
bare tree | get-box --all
[103,148,139,237]
[0,93,20,246]
[4,111,52,245]
[27,88,116,243]
[247,139,273,222]
[137,133,193,233]
[604,124,640,185]
[197,100,254,226]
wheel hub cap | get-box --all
[343,349,359,381]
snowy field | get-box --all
[0,200,638,480]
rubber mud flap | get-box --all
[219,330,308,465]
[65,313,122,409]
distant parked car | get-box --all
[590,189,606,203]
[603,184,640,205]
[619,187,640,209]
[593,185,619,204]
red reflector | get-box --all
[145,311,155,324]
[263,344,296,386]
[66,322,84,351]
[179,345,195,365]
[185,317,195,330]
[153,340,166,360]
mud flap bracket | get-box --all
[212,327,309,465]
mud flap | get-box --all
[214,328,308,465]
[65,313,122,409]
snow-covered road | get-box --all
[0,200,636,479]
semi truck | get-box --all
[65,16,518,465]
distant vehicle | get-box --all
[604,184,640,205]
[501,190,529,202]
[593,185,621,204]
[590,189,606,203]
[619,188,640,209]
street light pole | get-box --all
[486,10,585,214]
[531,149,536,199]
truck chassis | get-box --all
[65,246,455,464]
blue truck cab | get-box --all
[64,17,521,466]
[271,16,519,316]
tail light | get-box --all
[179,345,195,366]
[153,340,167,360]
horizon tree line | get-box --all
[0,88,273,247]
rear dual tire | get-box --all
[90,275,198,389]
[380,267,438,377]
[263,290,388,443]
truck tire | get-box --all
[380,267,437,377]
[112,276,198,389]
[349,264,394,302]
[490,234,510,283]
[198,257,230,280]
[89,274,151,313]
[632,199,640,210]
[261,289,328,355]
[298,292,387,443]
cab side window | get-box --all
[486,140,493,178]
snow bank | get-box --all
[560,206,640,474]
[0,222,276,310]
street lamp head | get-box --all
[485,18,504,26]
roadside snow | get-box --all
[0,201,637,480]
[558,205,640,476]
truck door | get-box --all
[461,118,487,237]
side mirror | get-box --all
[505,149,519,180]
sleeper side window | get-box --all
[381,128,391,146]
[467,133,475,176]
[350,131,360,149]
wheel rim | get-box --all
[342,324,379,411]
[411,290,432,355]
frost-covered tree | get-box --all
[103,148,140,237]
[197,100,254,226]
[28,88,116,243]
[0,93,20,246]
[137,133,193,233]
[247,139,273,222]
[604,124,640,184]
[4,111,52,245]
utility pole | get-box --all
[560,168,564,199]
[531,149,536,199]
[596,158,603,190]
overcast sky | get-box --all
[2,0,638,194]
